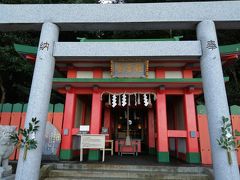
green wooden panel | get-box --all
[219,43,240,54]
[12,103,23,112]
[22,104,28,112]
[230,105,240,115]
[48,103,53,112]
[197,105,207,115]
[186,152,201,163]
[88,150,100,161]
[14,43,37,54]
[54,103,64,112]
[2,103,13,112]
[157,152,170,163]
[60,149,73,160]
[0,103,2,113]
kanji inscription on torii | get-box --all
[111,60,149,78]
[206,40,217,50]
[39,41,50,51]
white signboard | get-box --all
[81,135,105,149]
[79,125,89,132]
[79,134,106,162]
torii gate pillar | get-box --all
[197,20,240,180]
[15,22,59,180]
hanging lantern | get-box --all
[117,124,122,129]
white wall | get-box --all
[165,71,182,78]
[77,71,93,78]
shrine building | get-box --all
[1,1,240,180]
[14,37,240,163]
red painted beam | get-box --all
[57,87,203,95]
[167,130,187,137]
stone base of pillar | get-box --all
[2,174,15,180]
[186,152,200,163]
[157,152,170,163]
[60,149,73,160]
[88,150,100,161]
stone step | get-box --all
[48,169,210,180]
[44,178,146,180]
[54,163,205,173]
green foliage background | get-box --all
[0,0,240,104]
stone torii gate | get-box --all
[0,1,240,180]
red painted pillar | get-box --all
[184,93,200,163]
[89,88,102,160]
[60,69,77,160]
[67,69,77,78]
[60,92,77,160]
[93,68,103,78]
[155,68,165,78]
[183,70,193,78]
[90,91,102,134]
[156,90,169,162]
[104,107,111,140]
[148,108,155,155]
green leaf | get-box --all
[29,122,33,131]
[223,117,228,123]
[32,117,36,122]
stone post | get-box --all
[15,22,59,180]
[197,20,240,180]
